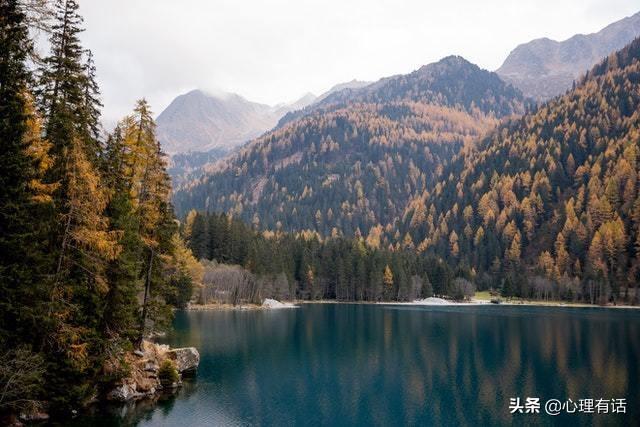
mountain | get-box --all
[276,56,528,129]
[410,37,640,301]
[497,11,640,101]
[276,79,371,127]
[316,79,372,102]
[173,56,529,236]
[167,147,230,187]
[156,90,316,155]
[320,56,525,115]
[279,57,527,128]
[274,92,318,115]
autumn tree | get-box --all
[0,0,53,368]
[36,0,121,411]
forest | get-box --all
[178,37,640,306]
[409,38,640,304]
[0,0,197,420]
[2,0,640,422]
[184,211,472,305]
[173,56,531,235]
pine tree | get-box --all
[35,0,120,411]
[80,49,102,141]
[0,0,52,354]
[100,127,144,342]
[38,0,100,160]
[115,100,177,345]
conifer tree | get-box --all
[36,0,120,411]
[100,126,143,342]
[114,100,177,345]
[0,0,52,350]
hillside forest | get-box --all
[178,40,640,307]
[2,0,640,422]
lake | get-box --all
[77,303,640,426]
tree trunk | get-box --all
[137,247,154,349]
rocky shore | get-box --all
[8,341,200,426]
[106,341,200,403]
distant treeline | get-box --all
[180,39,640,307]
[185,211,476,304]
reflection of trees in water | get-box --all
[371,307,636,425]
[69,383,198,426]
[180,309,298,353]
[159,306,638,425]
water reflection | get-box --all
[78,304,640,426]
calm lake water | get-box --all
[77,303,640,426]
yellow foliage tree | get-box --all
[383,265,394,289]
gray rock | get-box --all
[19,412,49,422]
[144,362,159,372]
[133,350,144,357]
[166,347,200,373]
[107,384,142,402]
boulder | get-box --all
[262,298,296,309]
[166,347,200,373]
[107,384,142,402]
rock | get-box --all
[136,377,157,393]
[144,362,159,372]
[133,350,144,357]
[107,384,143,402]
[148,331,166,339]
[262,298,296,309]
[19,412,49,422]
[166,347,200,373]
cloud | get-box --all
[75,0,639,123]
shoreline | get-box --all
[186,299,298,311]
[186,298,639,311]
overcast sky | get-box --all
[75,0,639,124]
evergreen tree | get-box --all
[35,0,119,411]
[0,5,52,401]
[0,0,34,341]
[100,127,143,342]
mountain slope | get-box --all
[315,79,372,103]
[277,79,371,127]
[497,11,640,101]
[279,57,525,128]
[412,37,640,301]
[173,57,529,236]
[321,56,525,116]
[156,90,315,154]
